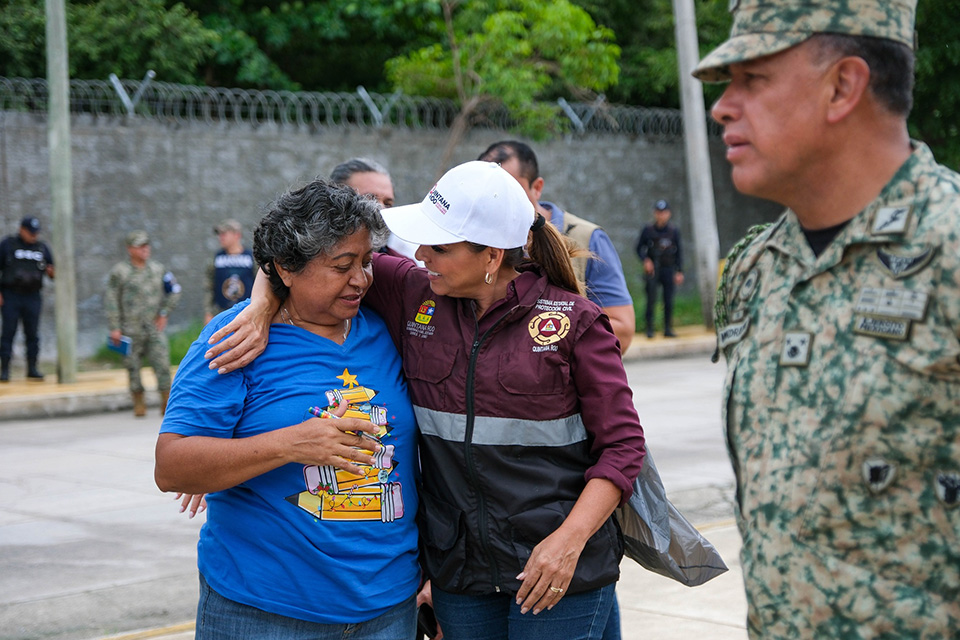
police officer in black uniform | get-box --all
[635,200,684,338]
[0,217,55,381]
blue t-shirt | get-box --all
[542,202,633,308]
[160,302,419,623]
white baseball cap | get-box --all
[379,161,535,249]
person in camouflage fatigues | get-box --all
[105,230,181,417]
[698,0,960,637]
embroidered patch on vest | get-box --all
[855,287,928,321]
[779,331,812,366]
[936,472,960,508]
[876,246,935,279]
[852,315,910,340]
[415,300,436,325]
[221,274,246,302]
[528,311,570,347]
[871,206,912,235]
[718,317,750,348]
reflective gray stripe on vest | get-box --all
[414,406,588,447]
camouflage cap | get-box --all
[213,218,242,234]
[693,0,917,83]
[126,230,149,247]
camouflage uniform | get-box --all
[716,142,960,638]
[104,244,181,394]
[702,0,960,637]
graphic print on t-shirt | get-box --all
[285,368,405,523]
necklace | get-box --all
[281,307,350,341]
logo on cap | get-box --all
[427,186,451,215]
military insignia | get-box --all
[871,206,912,235]
[855,287,928,322]
[862,458,897,494]
[527,311,571,346]
[779,331,812,366]
[738,268,759,301]
[935,472,960,508]
[718,317,750,349]
[876,246,935,279]
[852,315,910,340]
[414,300,436,325]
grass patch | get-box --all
[626,283,704,333]
[88,319,207,368]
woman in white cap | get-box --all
[206,161,646,640]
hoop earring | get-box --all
[484,272,493,285]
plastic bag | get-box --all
[615,447,729,586]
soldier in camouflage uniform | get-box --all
[105,231,181,417]
[697,0,960,637]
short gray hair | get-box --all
[253,179,388,301]
[329,157,391,184]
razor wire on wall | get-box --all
[0,76,707,138]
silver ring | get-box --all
[550,586,563,594]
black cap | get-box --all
[654,200,670,212]
[20,217,41,232]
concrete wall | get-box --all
[0,111,782,362]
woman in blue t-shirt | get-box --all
[155,179,420,639]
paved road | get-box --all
[0,354,741,640]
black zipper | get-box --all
[463,303,518,593]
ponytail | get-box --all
[524,214,589,296]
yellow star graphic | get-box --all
[336,368,359,388]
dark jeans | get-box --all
[644,267,676,332]
[196,573,417,640]
[0,290,42,364]
[431,583,618,640]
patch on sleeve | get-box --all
[718,317,750,349]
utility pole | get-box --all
[672,0,720,327]
[46,0,78,382]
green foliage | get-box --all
[182,0,443,90]
[91,319,205,367]
[570,0,731,108]
[912,0,960,169]
[386,0,620,139]
[0,0,217,83]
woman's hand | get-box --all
[514,528,584,615]
[175,492,206,518]
[514,478,622,615]
[286,414,383,476]
[204,296,273,374]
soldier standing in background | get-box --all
[0,217,55,381]
[205,219,256,323]
[635,200,684,338]
[105,231,181,417]
[701,0,960,636]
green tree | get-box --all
[912,0,960,169]
[570,0,731,108]
[386,0,620,168]
[0,0,217,83]
[181,0,443,90]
